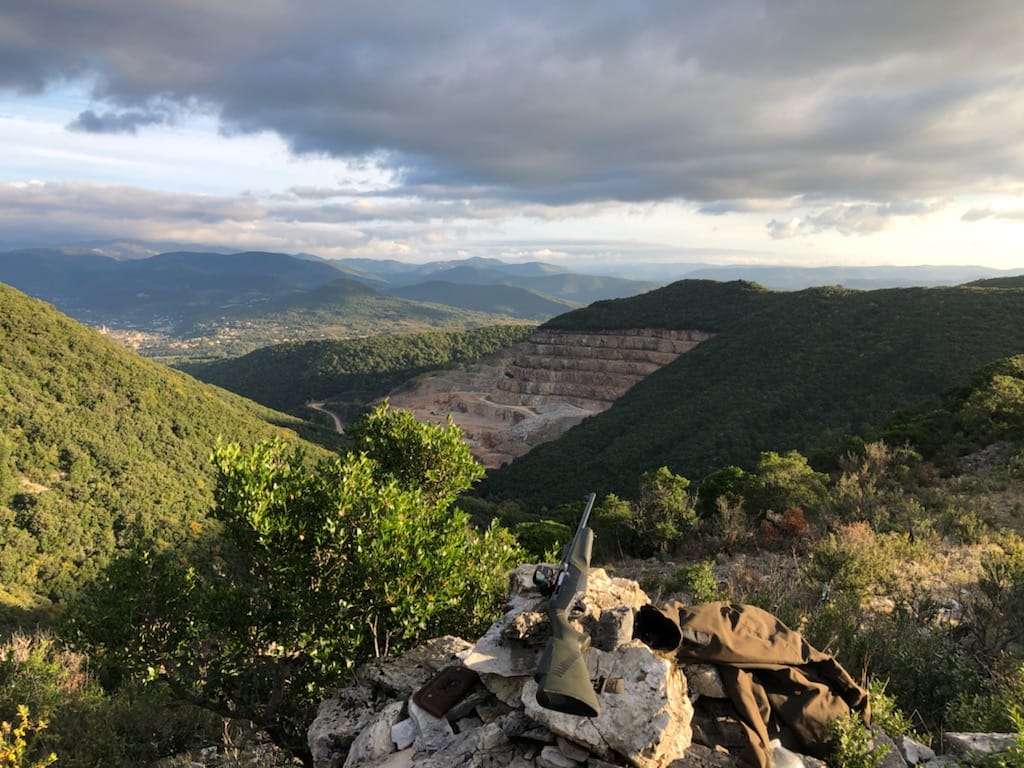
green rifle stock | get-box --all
[534,492,601,717]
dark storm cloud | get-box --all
[67,107,173,134]
[4,0,1024,206]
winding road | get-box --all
[308,401,344,434]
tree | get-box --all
[345,402,484,505]
[826,441,928,536]
[747,450,828,522]
[68,410,522,764]
[634,467,698,555]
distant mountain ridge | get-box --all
[388,281,577,319]
[0,249,655,358]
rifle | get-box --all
[533,492,601,717]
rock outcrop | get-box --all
[385,329,712,467]
[307,567,1022,768]
[308,566,696,768]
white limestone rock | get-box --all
[522,641,693,768]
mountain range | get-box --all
[0,249,660,358]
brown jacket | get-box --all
[636,601,870,768]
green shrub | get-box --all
[514,520,571,561]
[0,631,217,768]
[867,678,926,743]
[947,662,1024,734]
[0,705,56,768]
[841,602,985,734]
[827,710,889,768]
[68,406,525,762]
[669,561,726,604]
[972,534,1024,658]
[591,494,641,562]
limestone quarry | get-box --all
[385,328,713,467]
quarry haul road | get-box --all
[308,401,344,433]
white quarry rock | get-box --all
[537,744,581,768]
[407,698,454,753]
[308,687,383,768]
[389,719,417,751]
[343,700,404,768]
[897,735,936,765]
[522,641,693,768]
[945,733,1020,759]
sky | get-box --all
[2,1,1024,269]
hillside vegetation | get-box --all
[2,278,1024,765]
[179,324,535,416]
[0,283,337,615]
[483,280,1024,503]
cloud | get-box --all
[0,179,667,260]
[962,207,1024,222]
[2,1,1024,209]
[67,107,173,134]
[767,199,949,238]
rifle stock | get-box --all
[534,494,601,717]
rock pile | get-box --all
[306,566,1021,768]
[308,566,702,768]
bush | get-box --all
[0,630,219,768]
[971,533,1024,659]
[947,662,1024,734]
[868,678,926,743]
[827,710,889,768]
[513,521,571,561]
[0,706,56,768]
[68,406,524,762]
[670,561,726,604]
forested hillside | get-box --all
[387,281,576,318]
[0,283,337,615]
[179,324,535,416]
[483,280,1024,503]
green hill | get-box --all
[0,283,337,613]
[179,324,535,416]
[481,280,1024,504]
[388,281,577,319]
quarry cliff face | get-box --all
[385,328,712,467]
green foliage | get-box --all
[842,599,985,733]
[0,631,214,768]
[972,533,1024,657]
[485,282,1024,505]
[0,706,56,768]
[697,465,750,518]
[867,678,926,743]
[513,520,571,560]
[947,662,1024,734]
[0,283,332,609]
[881,355,1024,471]
[746,450,828,521]
[181,324,534,413]
[634,467,699,554]
[346,403,485,506]
[806,525,906,605]
[590,494,642,561]
[827,710,889,768]
[69,408,523,760]
[825,442,930,535]
[673,561,726,604]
